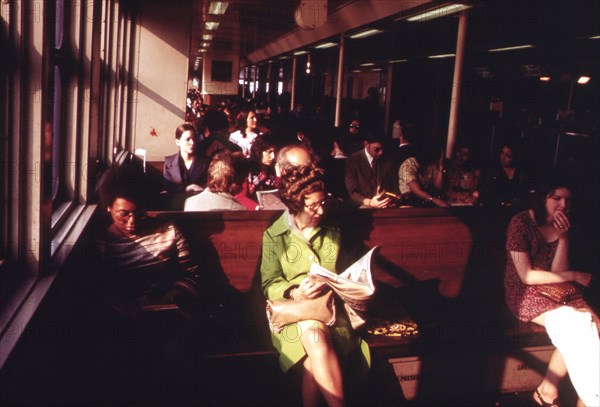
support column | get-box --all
[445,11,468,159]
[334,34,345,128]
[290,55,297,111]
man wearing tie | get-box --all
[344,132,391,208]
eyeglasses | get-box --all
[304,200,326,212]
[113,209,146,222]
[349,124,359,129]
[369,144,383,153]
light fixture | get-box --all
[488,44,534,52]
[577,76,591,84]
[389,59,408,64]
[293,50,308,55]
[588,35,600,40]
[427,53,455,59]
[406,4,472,22]
[279,55,290,60]
[359,62,375,67]
[314,42,337,49]
[204,21,220,30]
[349,29,383,39]
[199,49,207,53]
[370,68,383,72]
[208,2,229,15]
[200,42,210,48]
[351,70,362,73]
[306,54,311,74]
[539,76,551,82]
[202,34,214,41]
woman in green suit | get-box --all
[260,165,370,407]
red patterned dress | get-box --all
[504,211,587,321]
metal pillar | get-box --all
[445,11,468,159]
[334,34,345,128]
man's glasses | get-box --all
[369,144,383,153]
[113,209,146,222]
[349,124,359,129]
[305,200,326,212]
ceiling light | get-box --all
[279,56,290,60]
[208,2,229,15]
[488,44,534,52]
[406,4,472,22]
[202,34,213,41]
[389,59,408,64]
[539,76,551,82]
[199,49,207,53]
[588,35,600,40]
[293,50,308,55]
[359,62,375,67]
[314,42,337,49]
[428,53,455,59]
[351,70,362,73]
[204,22,219,30]
[349,29,383,39]
[200,42,210,48]
[370,68,383,72]
[577,76,591,84]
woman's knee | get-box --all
[299,320,334,354]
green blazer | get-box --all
[260,211,370,373]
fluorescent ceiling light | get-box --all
[428,53,455,59]
[488,44,534,52]
[589,35,600,40]
[539,76,551,82]
[351,70,362,73]
[293,50,308,55]
[349,29,383,39]
[577,76,591,84]
[279,56,290,60]
[314,42,337,49]
[359,62,375,67]
[407,4,472,22]
[370,68,383,72]
[200,42,210,48]
[202,34,214,41]
[199,49,207,53]
[389,59,408,63]
[208,2,229,15]
[204,22,220,30]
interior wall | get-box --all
[133,0,191,162]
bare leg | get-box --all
[298,320,345,407]
[301,357,322,407]
[531,314,566,404]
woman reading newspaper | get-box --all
[260,165,370,407]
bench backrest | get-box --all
[150,207,513,304]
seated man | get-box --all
[397,125,448,208]
[344,133,391,208]
[444,144,481,205]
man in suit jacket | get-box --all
[344,133,391,208]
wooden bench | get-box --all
[147,206,560,402]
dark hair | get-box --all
[278,165,326,215]
[531,176,573,226]
[363,132,384,145]
[99,165,152,210]
[250,134,276,164]
[175,123,197,140]
[235,109,256,137]
[207,152,247,195]
[401,122,417,143]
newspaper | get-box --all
[309,246,377,329]
[256,189,286,210]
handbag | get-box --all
[266,291,336,333]
[535,282,583,304]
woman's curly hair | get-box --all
[278,165,326,215]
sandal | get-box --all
[533,389,560,407]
